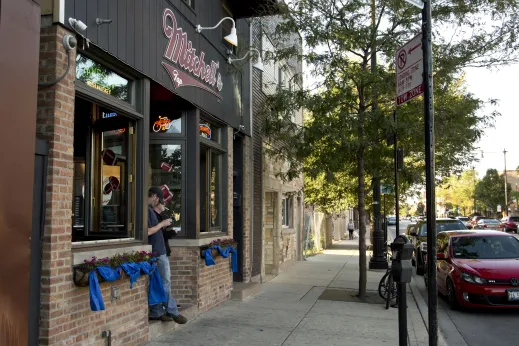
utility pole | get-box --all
[504,149,508,216]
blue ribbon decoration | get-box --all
[140,261,167,305]
[203,245,238,272]
[88,259,166,312]
[120,262,141,288]
[89,271,105,311]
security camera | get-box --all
[63,35,77,51]
[69,18,88,33]
[239,125,245,131]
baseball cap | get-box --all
[149,186,164,204]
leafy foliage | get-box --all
[257,0,519,298]
[475,169,511,213]
[436,170,478,216]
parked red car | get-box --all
[499,216,519,234]
[435,230,519,309]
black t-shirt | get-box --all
[154,210,175,257]
[148,205,166,256]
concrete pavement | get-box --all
[147,239,444,346]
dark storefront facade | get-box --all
[34,0,268,344]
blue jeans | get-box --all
[149,254,180,317]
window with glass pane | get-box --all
[149,144,183,233]
[76,54,130,102]
[72,98,135,242]
[282,198,291,227]
[150,112,182,134]
[200,146,223,232]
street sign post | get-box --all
[404,0,424,9]
[396,33,424,105]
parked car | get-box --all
[435,230,519,309]
[470,215,485,228]
[499,216,519,233]
[456,216,472,229]
[387,216,397,225]
[475,219,501,230]
[409,218,467,275]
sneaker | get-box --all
[166,313,188,324]
[149,314,175,322]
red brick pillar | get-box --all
[36,23,76,345]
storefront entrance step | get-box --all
[148,304,197,341]
[231,282,261,301]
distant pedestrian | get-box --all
[348,220,355,240]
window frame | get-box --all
[149,139,187,237]
[282,197,292,228]
[72,99,140,244]
[198,118,226,235]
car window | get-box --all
[452,236,519,259]
[510,217,519,222]
[418,220,466,236]
[483,219,499,224]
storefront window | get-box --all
[72,98,135,242]
[76,54,130,102]
[199,121,220,143]
[150,112,182,134]
[200,146,223,232]
[149,144,183,233]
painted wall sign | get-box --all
[199,124,212,139]
[162,8,223,99]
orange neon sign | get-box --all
[152,116,172,132]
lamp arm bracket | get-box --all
[228,48,260,64]
[196,17,235,33]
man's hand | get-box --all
[161,218,173,227]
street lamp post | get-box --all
[473,166,477,214]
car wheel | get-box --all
[415,250,425,276]
[446,278,459,310]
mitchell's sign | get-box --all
[162,8,223,99]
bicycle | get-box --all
[378,242,398,309]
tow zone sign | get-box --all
[396,33,423,106]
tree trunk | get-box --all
[357,153,367,300]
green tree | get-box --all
[258,0,519,299]
[437,170,478,216]
[475,169,511,214]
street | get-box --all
[393,221,519,346]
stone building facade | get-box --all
[251,16,305,278]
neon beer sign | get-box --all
[152,116,173,132]
[199,124,212,139]
[162,8,223,99]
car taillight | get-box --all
[484,224,488,228]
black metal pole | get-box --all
[394,110,400,236]
[422,1,437,345]
[399,283,407,346]
[384,194,387,245]
[370,177,387,269]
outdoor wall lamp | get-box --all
[195,17,238,47]
[228,48,264,72]
[69,18,88,34]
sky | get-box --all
[464,65,519,178]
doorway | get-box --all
[232,136,244,281]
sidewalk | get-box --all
[147,240,441,346]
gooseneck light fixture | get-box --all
[228,48,264,72]
[195,17,238,47]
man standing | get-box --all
[148,186,188,324]
[348,220,355,240]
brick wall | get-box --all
[169,247,233,313]
[264,192,275,273]
[37,23,149,346]
[169,247,199,307]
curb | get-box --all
[408,278,449,346]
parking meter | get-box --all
[391,235,414,283]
